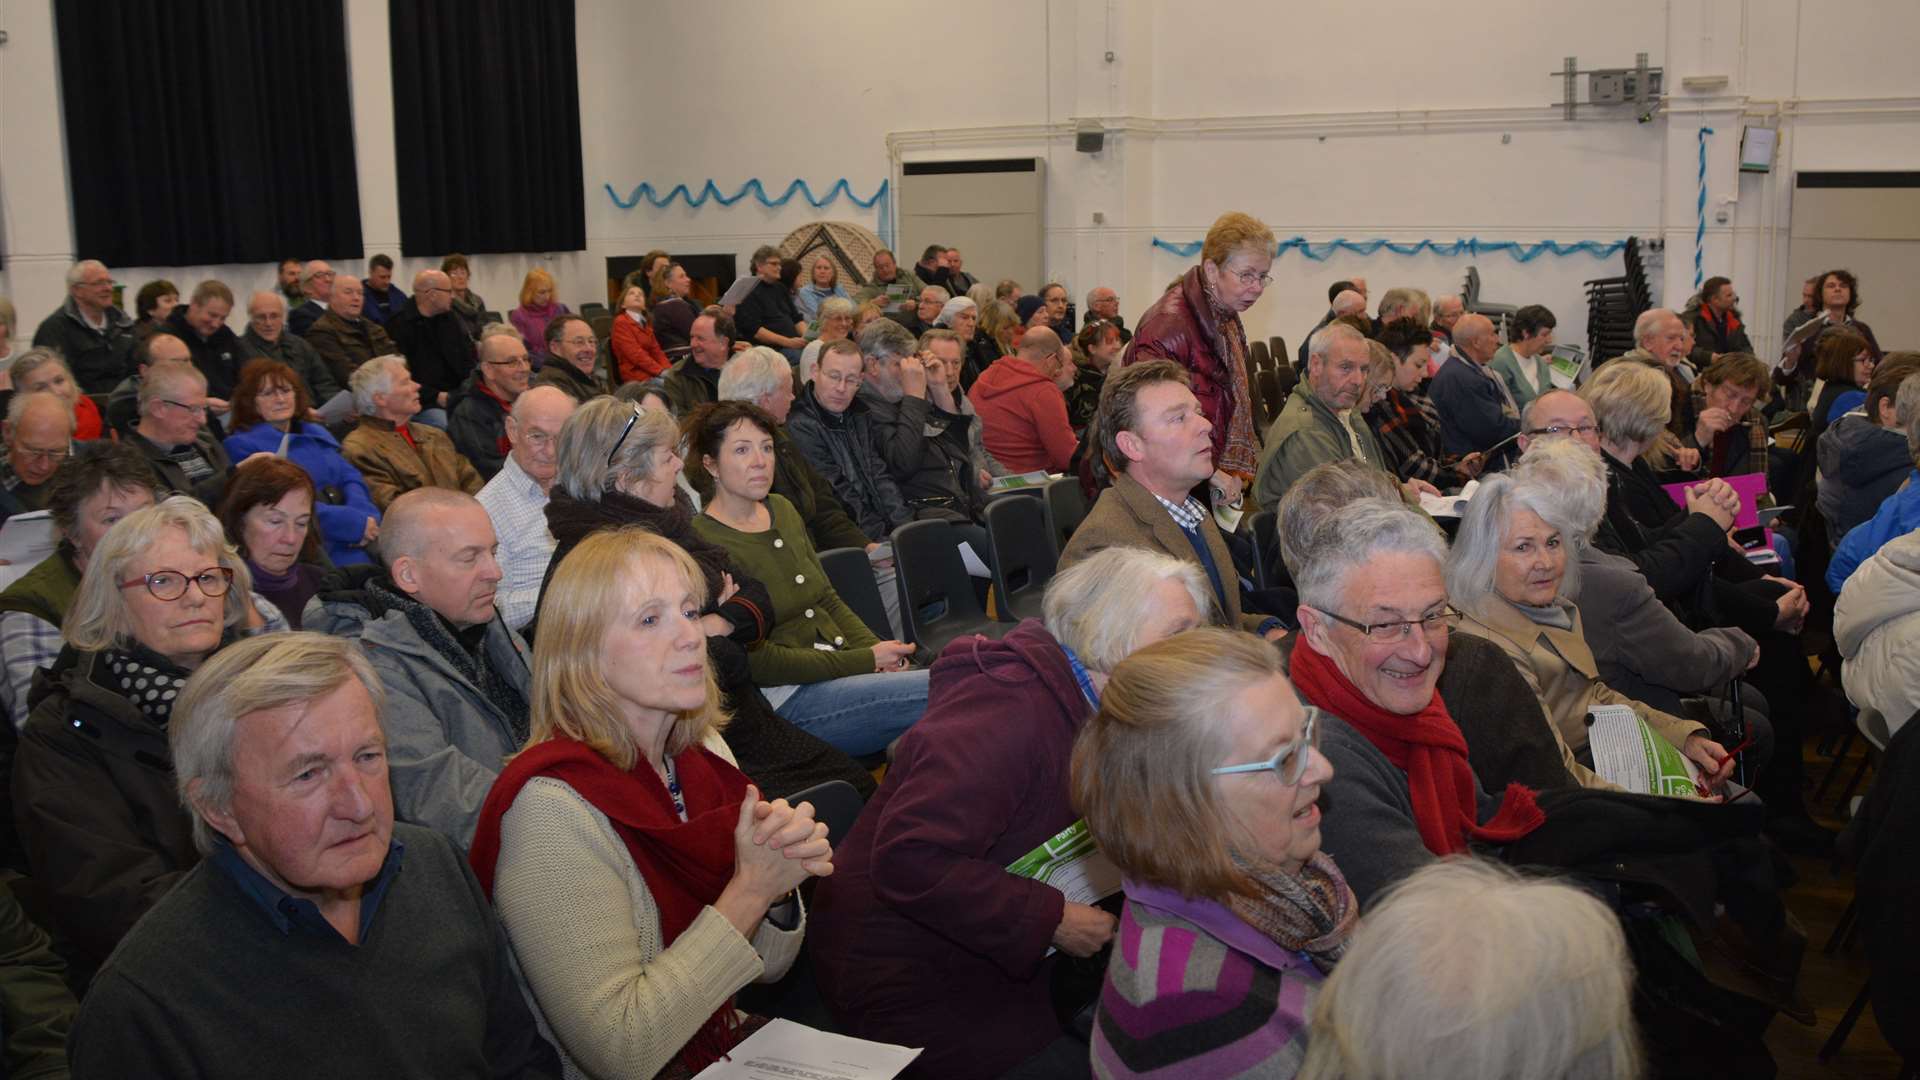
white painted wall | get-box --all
[3,0,1918,367]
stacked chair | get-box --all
[1584,237,1652,365]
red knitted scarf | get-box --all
[1289,638,1545,855]
[469,735,752,1073]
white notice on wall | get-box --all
[690,1019,922,1079]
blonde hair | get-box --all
[1299,858,1641,1080]
[1041,547,1214,672]
[64,496,256,651]
[1072,628,1287,900]
[1581,361,1672,452]
[518,267,557,309]
[1201,211,1277,268]
[527,528,725,770]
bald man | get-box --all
[385,268,475,424]
[969,325,1078,473]
[475,386,576,632]
[1428,313,1521,466]
[309,487,527,846]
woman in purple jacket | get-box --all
[809,547,1211,1079]
[1076,627,1354,1079]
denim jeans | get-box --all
[774,668,930,756]
[412,407,450,431]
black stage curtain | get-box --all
[54,1,363,267]
[389,0,586,255]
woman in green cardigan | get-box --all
[688,401,928,756]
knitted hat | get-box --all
[1015,294,1046,324]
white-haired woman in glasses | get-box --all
[13,495,284,982]
[1075,627,1352,1078]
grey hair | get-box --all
[247,290,288,315]
[816,296,856,323]
[137,358,207,411]
[1306,321,1366,362]
[477,322,522,361]
[63,495,256,653]
[718,347,794,404]
[66,260,106,288]
[1297,858,1640,1080]
[1633,307,1678,345]
[1579,361,1670,448]
[1446,469,1584,608]
[857,316,916,362]
[1084,286,1115,310]
[171,632,387,854]
[6,391,76,434]
[1330,290,1366,317]
[933,296,976,328]
[1275,461,1403,579]
[967,283,997,309]
[1376,286,1422,321]
[919,285,951,305]
[1295,499,1447,614]
[555,395,679,500]
[1042,547,1214,672]
[1898,373,1920,465]
[350,355,409,416]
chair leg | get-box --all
[1818,979,1872,1063]
[1813,729,1859,799]
[1824,898,1857,955]
[1833,754,1873,817]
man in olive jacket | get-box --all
[1256,322,1394,512]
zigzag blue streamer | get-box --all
[1148,235,1627,264]
[1695,127,1715,290]
[603,177,888,211]
[603,177,892,252]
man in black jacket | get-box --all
[242,291,340,406]
[288,260,335,337]
[158,280,256,406]
[31,260,135,395]
[785,339,913,541]
[448,327,529,481]
[732,246,806,359]
[384,269,475,425]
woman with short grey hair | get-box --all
[798,296,856,383]
[1448,462,1734,791]
[715,346,792,406]
[1299,858,1641,1080]
[11,346,104,439]
[812,547,1216,1077]
[535,396,873,801]
[13,496,285,976]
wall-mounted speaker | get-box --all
[1075,129,1104,154]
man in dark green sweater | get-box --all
[69,633,558,1079]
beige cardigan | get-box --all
[492,752,804,1080]
[1456,596,1706,790]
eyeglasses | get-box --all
[1524,423,1598,439]
[559,335,598,348]
[1212,706,1322,785]
[607,403,644,465]
[819,370,862,388]
[1224,266,1274,288]
[14,445,71,465]
[160,399,210,418]
[1313,605,1462,644]
[117,566,234,601]
[483,356,531,368]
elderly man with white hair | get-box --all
[1257,323,1423,512]
[340,355,482,510]
[242,290,339,404]
[1428,312,1522,467]
[0,393,78,519]
[474,385,575,633]
[1613,307,1698,457]
[32,259,135,394]
[1082,285,1131,343]
[129,360,231,507]
[288,259,335,337]
[68,632,561,1078]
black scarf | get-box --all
[367,578,528,742]
[543,486,733,602]
[100,626,241,726]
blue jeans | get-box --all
[774,668,929,756]
[412,407,449,431]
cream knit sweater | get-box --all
[493,772,805,1080]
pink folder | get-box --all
[1661,472,1766,530]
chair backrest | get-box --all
[984,495,1058,621]
[481,310,504,327]
[1245,508,1278,589]
[1249,339,1271,374]
[1257,368,1281,422]
[1463,265,1483,305]
[590,314,615,341]
[1042,476,1089,553]
[1269,336,1288,366]
[890,519,993,648]
[818,546,894,641]
[781,779,866,843]
[580,301,610,320]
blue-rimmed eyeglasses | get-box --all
[1211,705,1321,785]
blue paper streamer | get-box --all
[1695,127,1715,290]
[1148,235,1627,263]
[603,178,893,249]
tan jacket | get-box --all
[1455,595,1706,786]
[1059,472,1266,634]
[340,415,483,510]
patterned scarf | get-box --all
[1200,274,1262,477]
[101,638,226,726]
[369,579,528,743]
[1225,849,1358,974]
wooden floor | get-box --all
[1764,724,1901,1078]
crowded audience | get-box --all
[0,222,1899,1078]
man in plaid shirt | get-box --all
[1364,319,1484,491]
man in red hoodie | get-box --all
[966,326,1078,473]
